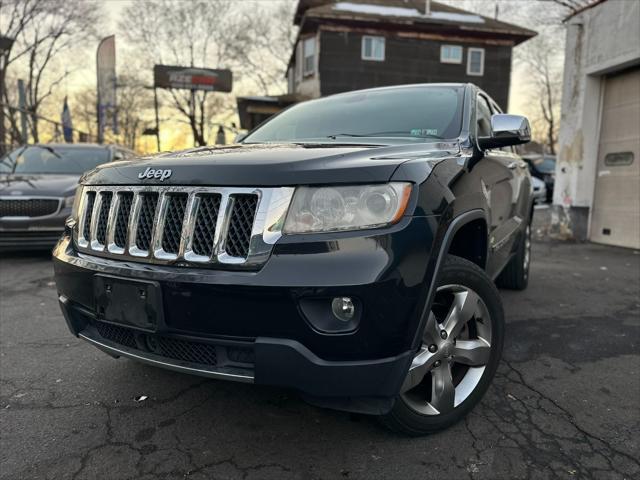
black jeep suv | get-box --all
[53,84,533,435]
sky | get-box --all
[14,0,565,152]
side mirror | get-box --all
[233,132,248,143]
[479,114,531,150]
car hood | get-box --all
[0,173,80,197]
[81,142,462,186]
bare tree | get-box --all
[120,0,296,146]
[72,87,97,139]
[1,0,102,143]
[113,76,153,150]
[0,0,44,150]
[18,1,101,141]
[72,76,152,151]
[235,1,297,95]
[120,0,242,146]
[516,30,563,154]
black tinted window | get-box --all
[244,86,464,144]
[0,146,110,174]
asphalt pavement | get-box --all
[1,212,639,480]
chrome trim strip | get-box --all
[152,191,174,260]
[179,192,199,259]
[89,192,104,251]
[127,191,146,257]
[78,333,254,383]
[77,189,90,248]
[106,192,121,254]
[74,185,295,269]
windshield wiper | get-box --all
[326,131,443,140]
[33,144,63,159]
[325,133,368,139]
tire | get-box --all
[380,255,505,436]
[496,223,531,290]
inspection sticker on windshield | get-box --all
[411,128,438,137]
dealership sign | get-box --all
[153,65,232,92]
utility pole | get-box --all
[154,87,161,152]
[17,80,28,143]
[0,36,15,154]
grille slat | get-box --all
[225,195,258,258]
[82,192,96,240]
[114,193,133,248]
[76,186,276,267]
[161,194,187,254]
[0,199,60,218]
[135,193,159,251]
[96,192,113,245]
[192,194,221,257]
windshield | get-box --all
[0,145,110,175]
[243,86,464,144]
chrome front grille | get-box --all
[76,185,295,268]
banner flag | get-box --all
[97,35,117,142]
[61,96,73,143]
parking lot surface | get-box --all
[1,220,639,479]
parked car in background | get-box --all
[523,154,555,203]
[532,176,547,204]
[0,143,136,249]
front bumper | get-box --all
[0,206,70,249]
[53,215,440,413]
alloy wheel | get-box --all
[400,284,493,416]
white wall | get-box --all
[555,0,640,211]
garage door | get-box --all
[591,67,640,249]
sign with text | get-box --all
[153,65,233,92]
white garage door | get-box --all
[591,67,640,249]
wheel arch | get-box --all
[447,217,488,270]
[410,209,489,351]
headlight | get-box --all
[284,182,412,234]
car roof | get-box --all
[325,83,470,99]
[28,143,133,151]
[34,143,109,149]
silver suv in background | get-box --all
[0,143,136,250]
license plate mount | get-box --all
[94,275,164,332]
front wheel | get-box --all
[380,255,505,436]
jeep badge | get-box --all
[138,167,172,181]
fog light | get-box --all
[331,297,355,322]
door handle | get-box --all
[507,161,518,169]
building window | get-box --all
[467,48,485,76]
[362,36,385,61]
[440,45,462,64]
[303,37,316,76]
